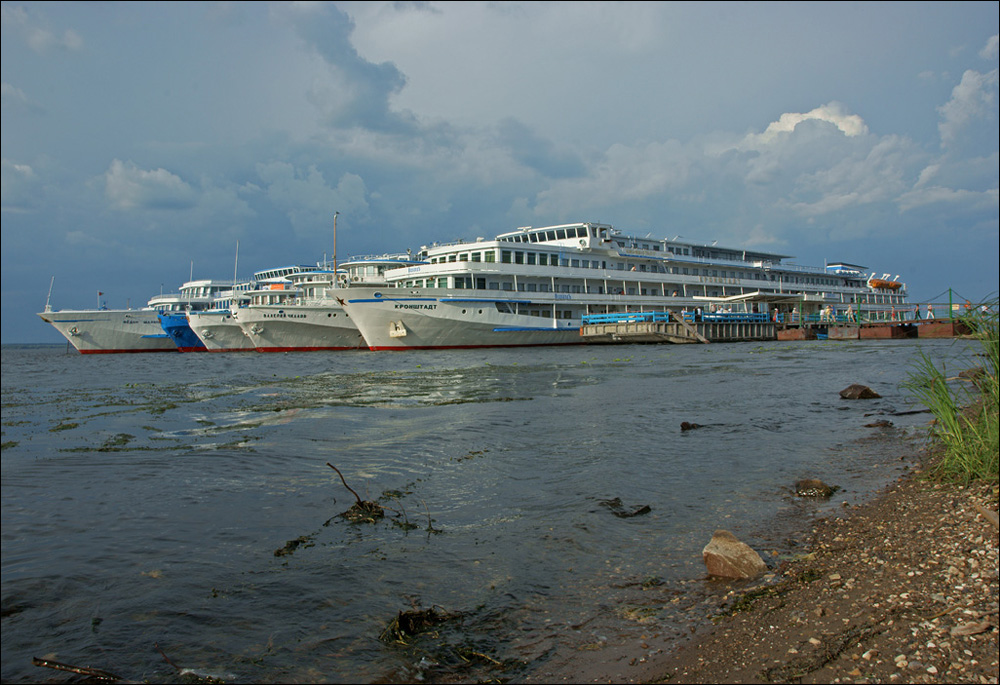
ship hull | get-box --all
[38,309,178,353]
[236,304,365,352]
[341,289,584,350]
[187,310,256,352]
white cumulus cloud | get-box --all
[740,102,869,150]
[938,67,999,147]
[103,160,197,211]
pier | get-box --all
[580,311,776,344]
[580,311,974,344]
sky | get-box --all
[2,1,998,344]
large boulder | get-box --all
[840,384,881,399]
[702,529,768,579]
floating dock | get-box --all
[580,312,971,344]
[580,312,776,344]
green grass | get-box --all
[903,300,999,484]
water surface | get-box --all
[1,339,967,683]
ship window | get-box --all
[485,251,496,263]
[471,252,481,262]
[539,254,548,266]
[527,253,536,265]
[546,231,556,241]
[501,250,512,264]
[514,252,524,264]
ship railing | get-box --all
[682,312,772,323]
[582,311,771,325]
[582,311,675,325]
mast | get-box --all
[333,211,339,278]
[45,276,54,312]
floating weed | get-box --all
[1,441,18,450]
[454,449,490,462]
[102,433,134,449]
[50,422,79,432]
[148,402,178,416]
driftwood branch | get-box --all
[155,642,181,672]
[32,657,122,681]
[327,463,362,504]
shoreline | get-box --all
[641,452,997,684]
[647,455,998,684]
[515,448,998,685]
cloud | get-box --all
[981,34,999,60]
[494,118,586,179]
[897,184,997,213]
[1,3,83,53]
[938,67,999,147]
[739,102,869,150]
[279,2,416,133]
[103,160,198,211]
[1,82,29,107]
[1,158,41,212]
[254,161,370,234]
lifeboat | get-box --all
[868,278,902,290]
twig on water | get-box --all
[31,657,122,681]
[327,462,362,505]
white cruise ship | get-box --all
[188,265,319,352]
[38,304,178,354]
[234,253,424,352]
[40,274,253,354]
[338,222,910,350]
